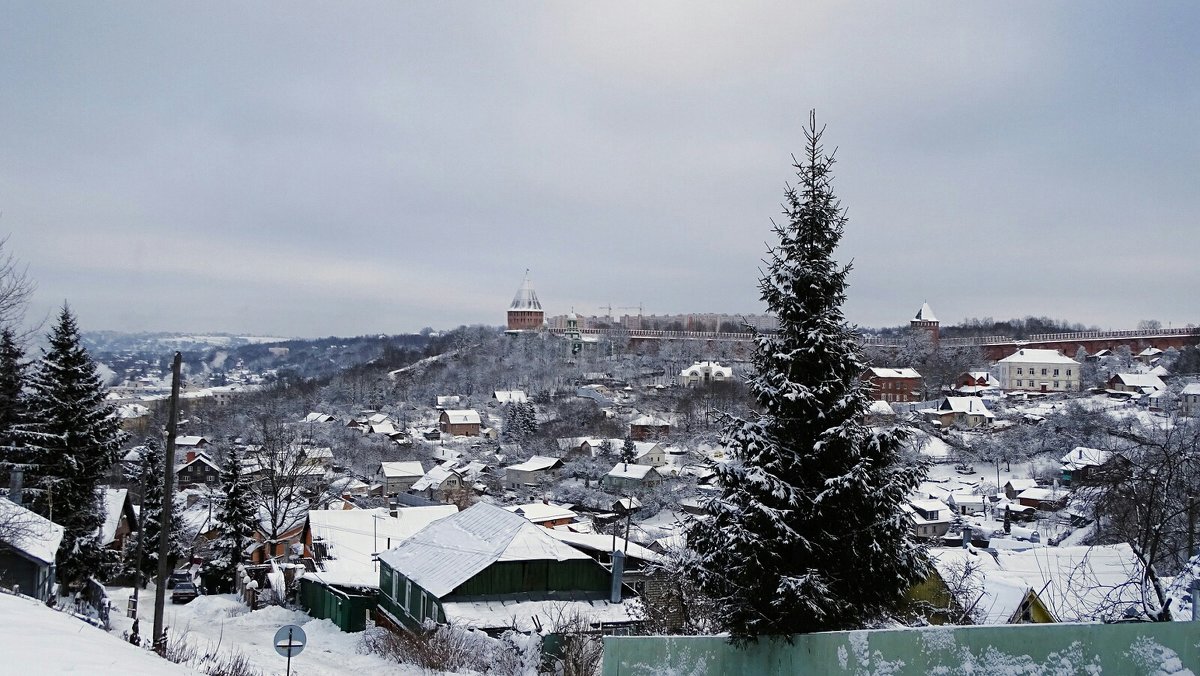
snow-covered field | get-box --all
[106,587,430,675]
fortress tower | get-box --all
[911,301,940,344]
[506,271,545,332]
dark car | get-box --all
[167,570,193,589]
[171,581,200,604]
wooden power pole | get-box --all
[153,352,182,653]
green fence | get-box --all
[603,622,1200,675]
[298,577,377,633]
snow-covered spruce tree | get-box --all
[19,305,127,587]
[127,438,186,585]
[210,445,256,591]
[686,114,928,640]
[621,436,636,465]
[0,327,29,490]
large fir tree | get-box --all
[126,438,186,584]
[19,305,127,587]
[210,446,256,590]
[686,114,928,639]
[0,327,28,489]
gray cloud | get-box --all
[1,2,1196,336]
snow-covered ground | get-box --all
[106,586,431,675]
[0,591,199,674]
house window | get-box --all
[1041,368,1048,376]
[405,580,411,615]
[390,571,398,602]
[419,592,427,621]
[1053,369,1060,376]
[1067,369,1072,376]
[1017,368,1023,375]
[1054,381,1059,388]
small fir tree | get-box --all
[686,114,928,639]
[621,436,636,465]
[18,305,127,587]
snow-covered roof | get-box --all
[997,349,1078,365]
[411,464,460,492]
[305,506,458,587]
[435,395,461,408]
[680,361,733,378]
[378,502,590,598]
[303,412,335,423]
[379,461,425,479]
[0,498,63,564]
[97,488,130,546]
[506,455,562,473]
[546,529,661,563]
[1004,479,1038,491]
[992,544,1145,622]
[1016,486,1067,502]
[868,400,896,416]
[1060,446,1110,470]
[508,272,542,311]
[176,452,220,474]
[914,302,938,322]
[368,422,398,435]
[493,390,528,403]
[866,367,922,379]
[441,409,481,425]
[1110,373,1166,391]
[1137,347,1164,357]
[629,414,669,427]
[1183,383,1200,396]
[506,502,577,524]
[938,396,995,417]
[174,435,209,447]
[606,463,658,480]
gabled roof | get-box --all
[176,453,220,474]
[175,435,209,447]
[506,455,563,473]
[1110,373,1166,391]
[378,502,589,598]
[493,390,528,403]
[441,409,481,425]
[938,396,995,417]
[630,414,669,427]
[1060,446,1110,470]
[606,463,659,480]
[993,544,1145,622]
[0,498,64,565]
[998,349,1078,365]
[411,464,460,492]
[506,502,577,524]
[379,461,425,479]
[1184,383,1200,396]
[303,412,335,423]
[97,488,136,546]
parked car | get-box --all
[171,581,200,604]
[167,570,193,589]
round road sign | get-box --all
[273,624,307,658]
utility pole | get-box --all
[153,353,182,654]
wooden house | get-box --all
[176,451,221,487]
[504,455,563,489]
[439,409,481,437]
[0,498,63,601]
[629,415,670,441]
[375,503,636,634]
[377,461,425,496]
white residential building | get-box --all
[997,349,1080,392]
[679,361,733,386]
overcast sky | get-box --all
[1,3,1197,338]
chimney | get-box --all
[7,468,22,506]
[186,450,196,463]
[610,549,626,603]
